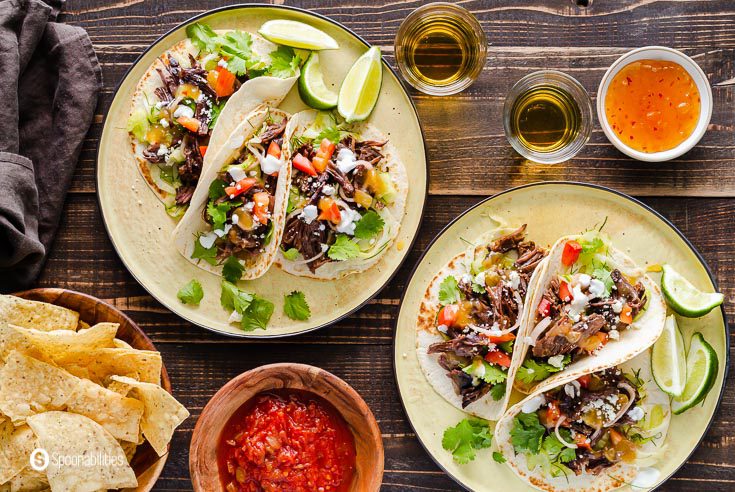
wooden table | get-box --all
[49,1,734,490]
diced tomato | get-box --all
[177,116,201,133]
[267,141,281,159]
[484,350,512,368]
[562,240,583,266]
[575,434,592,450]
[208,66,236,98]
[312,138,336,173]
[577,374,591,389]
[317,197,341,224]
[546,401,561,424]
[559,281,573,302]
[292,153,317,176]
[619,303,633,324]
[224,177,257,198]
[485,332,516,344]
[252,192,271,224]
[438,304,459,328]
[537,298,551,317]
[198,145,208,157]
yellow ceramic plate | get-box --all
[394,182,727,491]
[97,6,427,337]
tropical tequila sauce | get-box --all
[605,60,701,153]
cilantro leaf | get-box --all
[516,357,570,384]
[267,46,301,78]
[186,23,219,52]
[353,211,385,240]
[490,382,507,401]
[284,291,311,321]
[208,178,226,200]
[314,127,343,144]
[592,264,614,297]
[462,360,507,385]
[207,200,239,231]
[499,339,514,353]
[510,412,545,454]
[177,279,203,305]
[438,275,460,304]
[442,418,493,465]
[241,296,274,331]
[328,235,360,261]
[471,282,485,294]
[191,236,217,266]
[281,247,300,261]
[222,255,244,283]
[220,280,253,313]
[492,451,506,464]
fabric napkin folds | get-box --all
[0,0,101,292]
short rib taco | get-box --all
[416,225,548,420]
[172,107,291,280]
[276,110,408,279]
[495,350,670,491]
[514,231,667,395]
[127,23,300,217]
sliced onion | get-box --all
[288,250,325,265]
[285,208,303,223]
[527,317,552,346]
[604,382,637,428]
[555,416,578,449]
[246,144,266,165]
[338,186,355,202]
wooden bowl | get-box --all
[13,288,171,492]
[190,363,384,491]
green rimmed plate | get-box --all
[394,182,727,491]
[97,5,427,337]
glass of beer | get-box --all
[394,3,487,95]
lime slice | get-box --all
[661,264,724,317]
[298,53,338,109]
[258,20,339,50]
[337,46,383,123]
[672,332,718,415]
[651,315,687,396]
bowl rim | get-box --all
[189,362,384,491]
[596,45,713,162]
[11,287,171,492]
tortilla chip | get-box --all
[5,467,49,492]
[77,320,90,330]
[111,376,189,456]
[0,423,36,484]
[112,338,133,349]
[0,296,78,331]
[53,348,162,385]
[66,380,144,442]
[0,352,77,421]
[0,324,51,367]
[27,412,137,491]
[10,323,118,359]
[119,440,137,463]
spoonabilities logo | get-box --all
[30,448,49,472]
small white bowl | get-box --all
[597,46,712,162]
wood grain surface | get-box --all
[41,1,735,490]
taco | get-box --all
[126,23,300,217]
[172,107,291,280]
[416,225,548,420]
[514,231,666,395]
[276,110,408,279]
[495,349,670,491]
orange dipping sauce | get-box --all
[604,59,701,153]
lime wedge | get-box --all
[672,332,718,415]
[298,53,338,109]
[337,46,383,122]
[661,264,724,317]
[651,315,687,396]
[258,20,339,50]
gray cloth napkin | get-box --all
[0,0,101,292]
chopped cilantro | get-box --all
[499,340,514,353]
[490,382,507,401]
[438,275,461,304]
[471,282,485,294]
[442,418,493,465]
[463,359,507,385]
[492,451,506,464]
[177,279,203,305]
[186,23,219,52]
[267,46,301,78]
[510,412,545,454]
[328,235,360,261]
[220,280,253,313]
[208,178,226,200]
[284,291,310,321]
[516,356,570,384]
[222,255,244,283]
[353,211,385,240]
[240,296,274,331]
[191,236,217,266]
[207,200,239,231]
[281,247,300,261]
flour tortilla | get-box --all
[415,228,549,420]
[128,34,298,207]
[276,110,408,279]
[515,235,667,395]
[495,349,671,492]
[172,107,292,280]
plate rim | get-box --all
[95,3,429,339]
[392,180,730,492]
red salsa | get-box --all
[217,389,356,492]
